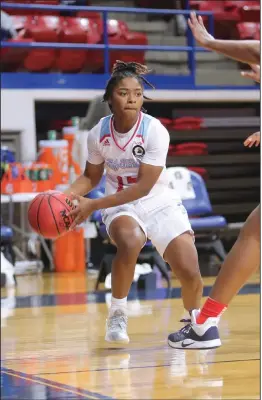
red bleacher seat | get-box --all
[187,167,208,181]
[27,1,59,16]
[172,117,203,130]
[236,22,260,40]
[122,31,148,66]
[134,1,175,9]
[189,1,202,10]
[2,1,30,15]
[0,36,32,71]
[23,16,60,72]
[76,11,101,24]
[108,19,147,66]
[91,19,147,72]
[224,1,260,26]
[56,17,89,73]
[23,15,60,42]
[198,1,240,39]
[168,143,208,156]
[3,0,59,15]
[239,5,260,23]
[224,1,260,11]
[158,118,173,128]
[173,143,208,156]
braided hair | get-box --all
[103,60,155,112]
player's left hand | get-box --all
[244,131,260,147]
[188,11,214,48]
[67,193,96,229]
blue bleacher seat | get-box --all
[1,224,15,266]
[1,225,14,240]
[183,171,227,262]
[183,170,227,228]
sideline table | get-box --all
[1,192,54,270]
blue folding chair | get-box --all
[183,171,227,262]
[1,224,16,266]
[88,178,171,290]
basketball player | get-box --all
[66,61,203,345]
[168,12,260,349]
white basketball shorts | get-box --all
[101,189,194,259]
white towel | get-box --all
[1,252,15,287]
[166,167,196,200]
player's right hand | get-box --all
[241,64,260,83]
[244,131,260,147]
[188,11,214,47]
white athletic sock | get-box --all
[109,296,127,316]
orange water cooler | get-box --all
[62,126,81,183]
[53,227,86,273]
[38,140,69,186]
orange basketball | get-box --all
[28,191,76,239]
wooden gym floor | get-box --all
[1,272,260,399]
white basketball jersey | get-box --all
[87,112,180,198]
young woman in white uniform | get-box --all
[66,61,203,345]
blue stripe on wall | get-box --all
[1,72,257,90]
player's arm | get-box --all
[64,161,104,197]
[64,127,104,197]
[69,122,170,228]
[90,163,163,210]
[188,12,260,64]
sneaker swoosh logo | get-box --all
[181,340,194,348]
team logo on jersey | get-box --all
[132,145,145,159]
[103,139,110,146]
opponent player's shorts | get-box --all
[101,189,194,259]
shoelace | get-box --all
[180,324,192,335]
[108,315,128,331]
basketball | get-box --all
[28,191,76,239]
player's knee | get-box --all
[240,207,260,243]
[116,233,144,258]
[179,265,203,287]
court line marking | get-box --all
[3,282,259,307]
[27,357,260,375]
[1,367,114,400]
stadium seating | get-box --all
[0,37,31,71]
[4,0,60,15]
[2,11,147,72]
[22,15,60,72]
[189,1,202,10]
[172,117,204,131]
[196,0,260,40]
[239,5,260,23]
[224,1,260,11]
[1,0,260,73]
[84,18,147,72]
[236,22,260,40]
[56,17,89,73]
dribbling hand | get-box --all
[188,11,214,47]
[244,131,260,148]
[67,193,96,230]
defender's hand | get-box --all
[241,64,260,83]
[188,11,214,47]
[244,131,260,148]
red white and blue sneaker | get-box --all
[168,310,221,350]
